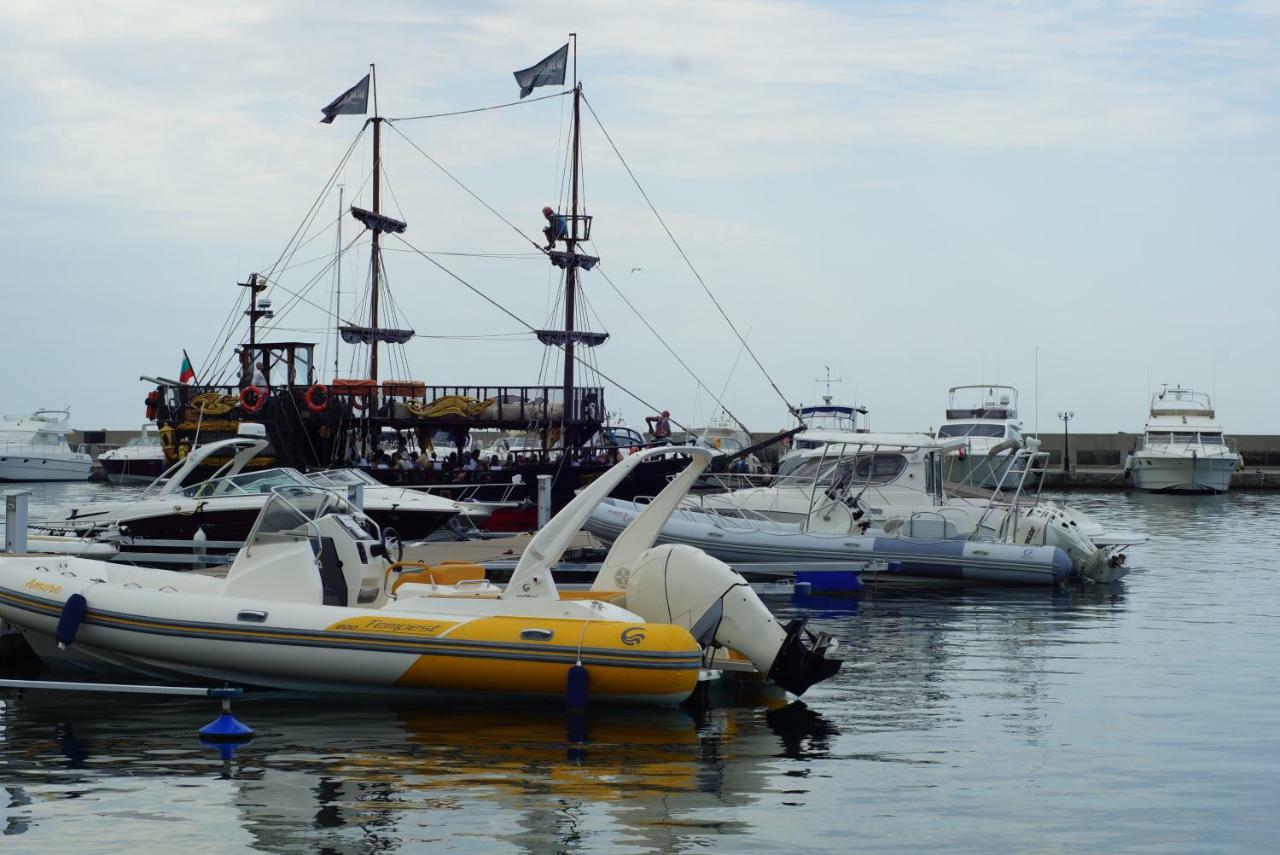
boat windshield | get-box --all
[243,486,376,552]
[778,453,907,485]
[181,467,313,499]
[937,423,1007,439]
[125,435,162,448]
[310,468,382,488]
[699,436,746,454]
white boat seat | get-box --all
[902,514,959,540]
[395,579,503,599]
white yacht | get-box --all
[97,426,166,485]
[1126,386,1240,494]
[0,409,92,482]
[780,396,869,464]
[936,385,1022,489]
[686,418,764,473]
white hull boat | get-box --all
[1127,386,1240,494]
[0,447,842,704]
[936,385,1023,490]
[1129,455,1237,494]
[0,410,92,482]
[97,426,166,485]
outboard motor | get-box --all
[608,544,842,696]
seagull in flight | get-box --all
[630,267,643,273]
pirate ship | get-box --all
[141,42,710,517]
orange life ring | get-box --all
[304,384,329,414]
[350,393,368,412]
[239,385,267,414]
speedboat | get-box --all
[0,446,842,704]
[97,426,165,485]
[29,425,466,566]
[935,385,1023,489]
[0,410,92,482]
[1125,385,1241,494]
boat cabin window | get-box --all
[937,423,1006,439]
[240,342,317,387]
[1199,432,1224,445]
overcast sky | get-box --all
[2,1,1278,435]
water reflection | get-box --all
[0,689,838,853]
[5,487,1280,850]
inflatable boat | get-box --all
[0,447,841,704]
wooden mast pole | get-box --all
[562,33,579,441]
[369,63,381,384]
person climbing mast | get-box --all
[646,409,672,442]
[542,205,568,249]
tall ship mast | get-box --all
[140,41,688,519]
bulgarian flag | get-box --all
[179,352,196,384]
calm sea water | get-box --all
[2,484,1278,852]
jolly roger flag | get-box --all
[513,43,569,98]
[320,74,370,123]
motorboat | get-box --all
[683,418,764,474]
[28,425,466,566]
[779,395,869,466]
[0,446,843,704]
[0,410,92,482]
[1125,385,1241,493]
[696,435,1137,554]
[587,495,1076,586]
[588,439,1136,584]
[97,426,165,485]
[935,385,1023,489]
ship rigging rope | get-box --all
[198,128,367,382]
[385,121,546,253]
[580,93,799,419]
[391,232,689,432]
[262,124,368,284]
[204,230,367,386]
[592,258,751,435]
[388,89,569,122]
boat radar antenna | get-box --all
[813,366,843,406]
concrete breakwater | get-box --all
[68,429,1280,489]
[742,431,1280,490]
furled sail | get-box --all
[349,207,407,234]
[535,330,609,347]
[339,325,415,345]
[548,250,599,271]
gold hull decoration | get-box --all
[406,396,496,419]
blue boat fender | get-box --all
[566,663,589,711]
[55,593,88,650]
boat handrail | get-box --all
[971,449,1050,540]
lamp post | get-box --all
[1057,411,1075,474]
